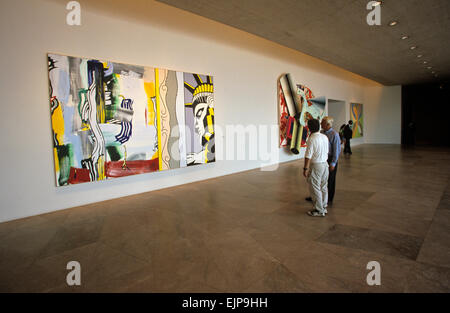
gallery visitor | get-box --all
[306,116,341,208]
[343,120,353,155]
[303,119,329,217]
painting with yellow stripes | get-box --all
[350,103,363,138]
[47,53,215,186]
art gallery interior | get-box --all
[0,0,449,293]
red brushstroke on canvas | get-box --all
[68,167,91,184]
[105,158,159,178]
[145,107,148,125]
[278,82,289,147]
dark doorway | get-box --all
[402,82,450,147]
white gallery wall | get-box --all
[364,85,402,144]
[0,0,401,222]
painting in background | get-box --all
[48,53,214,186]
[350,103,363,138]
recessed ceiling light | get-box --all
[432,71,436,74]
[417,54,423,58]
[389,21,398,26]
[427,66,432,69]
[401,35,409,40]
[423,61,428,64]
[410,46,417,50]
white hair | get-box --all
[322,116,334,126]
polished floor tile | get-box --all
[0,144,449,292]
[417,209,450,268]
[317,224,423,260]
[336,201,433,238]
[244,263,311,292]
[404,262,450,293]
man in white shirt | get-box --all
[303,119,329,217]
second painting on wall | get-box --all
[48,53,215,186]
[278,74,325,154]
[350,103,363,138]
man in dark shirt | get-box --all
[343,120,353,155]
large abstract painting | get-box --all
[350,103,363,138]
[278,74,325,154]
[48,53,215,186]
[297,86,326,148]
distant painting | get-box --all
[48,53,214,186]
[350,103,363,138]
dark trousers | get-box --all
[344,138,352,154]
[328,162,338,203]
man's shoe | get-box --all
[307,210,325,217]
[305,197,312,202]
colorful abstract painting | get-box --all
[278,74,302,150]
[278,80,290,147]
[297,85,325,148]
[48,53,215,186]
[277,74,325,154]
[350,103,363,138]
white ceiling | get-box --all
[155,0,450,85]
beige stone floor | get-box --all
[0,144,449,292]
